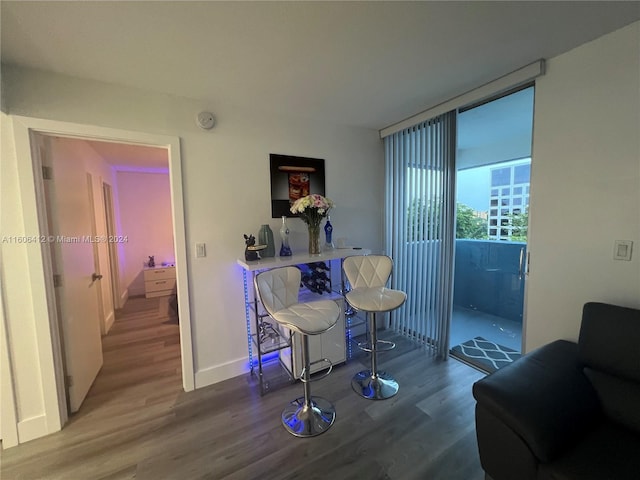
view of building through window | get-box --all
[457,158,531,241]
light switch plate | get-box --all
[195,243,206,258]
[613,240,633,261]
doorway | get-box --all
[8,115,194,438]
[35,133,181,414]
[449,86,534,371]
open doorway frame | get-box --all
[10,115,194,434]
[102,181,121,313]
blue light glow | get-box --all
[242,270,254,370]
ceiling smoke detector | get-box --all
[196,112,216,130]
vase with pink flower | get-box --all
[290,194,335,255]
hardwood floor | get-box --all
[1,296,486,480]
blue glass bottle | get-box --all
[324,215,335,250]
[279,216,292,256]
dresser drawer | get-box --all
[143,267,176,281]
[145,278,176,293]
[144,267,176,298]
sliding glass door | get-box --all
[449,86,534,367]
[383,86,534,367]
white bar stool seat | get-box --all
[343,255,407,400]
[255,266,340,437]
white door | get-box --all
[43,136,104,413]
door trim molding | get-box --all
[9,115,195,441]
[102,181,121,315]
[0,284,19,448]
[12,117,66,437]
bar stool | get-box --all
[343,255,407,400]
[254,266,340,437]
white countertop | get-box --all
[237,248,371,271]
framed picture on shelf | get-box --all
[269,154,326,218]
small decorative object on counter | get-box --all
[290,193,334,255]
[258,224,275,258]
[324,215,334,250]
[243,234,266,261]
[244,234,259,261]
[148,256,155,268]
[279,216,292,256]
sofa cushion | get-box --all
[578,302,640,382]
[538,420,640,480]
[583,368,640,433]
[473,340,601,463]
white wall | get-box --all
[0,65,384,441]
[525,21,640,350]
[116,171,174,296]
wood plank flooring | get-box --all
[1,296,486,480]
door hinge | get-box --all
[53,274,63,288]
[42,166,53,180]
[66,375,74,387]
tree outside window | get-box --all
[456,203,488,240]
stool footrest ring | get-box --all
[299,358,333,383]
[356,339,396,353]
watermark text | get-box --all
[2,235,129,244]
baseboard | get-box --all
[194,357,249,389]
[104,310,115,334]
[119,289,128,307]
[17,414,49,444]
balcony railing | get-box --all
[453,239,525,323]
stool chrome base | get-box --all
[281,396,336,437]
[351,370,399,400]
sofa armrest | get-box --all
[473,340,601,463]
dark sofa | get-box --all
[472,302,640,480]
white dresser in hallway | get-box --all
[143,266,176,298]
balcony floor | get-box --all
[450,305,522,352]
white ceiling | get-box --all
[2,1,639,132]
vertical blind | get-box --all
[384,111,457,358]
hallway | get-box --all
[85,295,182,402]
[1,296,182,479]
